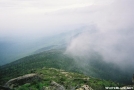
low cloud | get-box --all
[0,0,134,68]
[66,0,134,68]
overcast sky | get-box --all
[0,0,134,67]
[0,0,115,39]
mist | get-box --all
[0,0,134,68]
[66,0,134,69]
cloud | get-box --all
[0,0,115,39]
[1,0,134,67]
[66,0,134,68]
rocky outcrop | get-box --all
[51,81,65,90]
[4,73,41,89]
[43,81,65,90]
[76,85,93,90]
[43,82,93,90]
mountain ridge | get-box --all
[0,49,132,86]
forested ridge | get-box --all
[0,49,132,86]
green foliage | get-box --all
[11,68,121,90]
[0,49,131,87]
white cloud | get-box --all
[66,0,134,67]
[0,0,134,68]
[0,0,101,38]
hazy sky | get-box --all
[65,0,134,67]
[0,0,134,67]
[0,0,115,39]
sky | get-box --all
[0,0,114,39]
[0,0,134,67]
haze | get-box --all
[0,0,134,67]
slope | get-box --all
[3,68,122,90]
[0,49,132,86]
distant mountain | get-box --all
[0,29,82,66]
[0,27,133,88]
[0,49,132,86]
[0,41,23,65]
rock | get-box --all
[76,85,93,90]
[50,81,65,90]
[41,81,65,90]
[4,73,41,89]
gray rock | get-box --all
[76,85,93,90]
[43,81,65,90]
[4,73,41,89]
[51,81,65,90]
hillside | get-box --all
[0,49,132,87]
[1,67,122,90]
[0,29,81,66]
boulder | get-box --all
[76,85,93,90]
[50,81,65,90]
[4,73,41,89]
[43,81,65,90]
